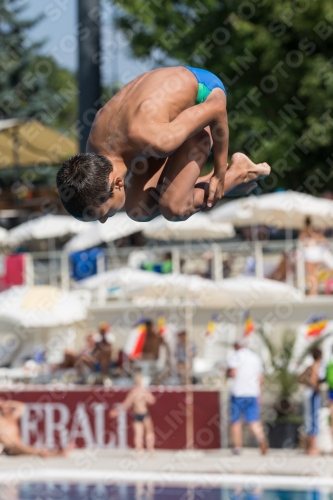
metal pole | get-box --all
[184,300,193,387]
[212,243,222,280]
[24,254,35,286]
[185,299,194,449]
[285,211,294,285]
[254,241,264,278]
[12,127,21,215]
[220,388,229,449]
[48,237,57,287]
[286,226,294,285]
[296,241,306,293]
[171,247,180,274]
[60,252,70,290]
[78,0,101,153]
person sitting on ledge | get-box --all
[0,399,73,457]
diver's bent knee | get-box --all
[126,206,159,222]
[159,200,191,221]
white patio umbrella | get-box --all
[195,276,304,309]
[129,274,303,308]
[77,268,169,303]
[76,267,162,292]
[211,191,333,230]
[0,285,87,327]
[8,214,87,246]
[143,213,235,240]
[65,213,146,252]
[128,272,211,301]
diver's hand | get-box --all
[205,174,225,209]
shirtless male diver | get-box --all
[57,66,270,223]
[109,374,156,455]
[0,399,73,457]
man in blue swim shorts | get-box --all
[57,66,270,223]
[227,341,268,455]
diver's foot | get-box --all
[226,152,270,194]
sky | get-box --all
[21,0,152,84]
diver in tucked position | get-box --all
[57,66,270,223]
[109,374,156,455]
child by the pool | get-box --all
[57,66,270,223]
[109,374,156,455]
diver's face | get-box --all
[98,175,125,223]
[73,176,125,223]
[97,188,126,223]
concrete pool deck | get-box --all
[1,449,333,486]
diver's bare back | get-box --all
[87,66,198,159]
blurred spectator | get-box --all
[0,399,73,457]
[175,331,197,385]
[78,334,96,360]
[239,226,269,241]
[227,341,267,455]
[325,346,333,440]
[142,320,163,361]
[242,256,256,277]
[139,320,171,383]
[54,334,96,373]
[267,250,295,282]
[298,347,323,455]
[54,324,115,385]
[141,252,172,274]
[299,217,328,295]
[223,254,235,279]
[201,251,213,279]
[109,373,156,456]
[91,322,114,385]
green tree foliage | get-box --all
[26,55,78,130]
[112,0,333,192]
[0,0,77,129]
[257,326,332,417]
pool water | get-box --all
[0,484,324,500]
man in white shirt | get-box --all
[227,341,268,454]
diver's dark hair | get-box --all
[56,153,113,220]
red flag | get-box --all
[306,315,327,338]
[124,320,147,360]
[243,311,255,337]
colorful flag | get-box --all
[157,314,167,336]
[124,319,147,360]
[306,315,327,338]
[206,314,218,337]
[243,310,255,337]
